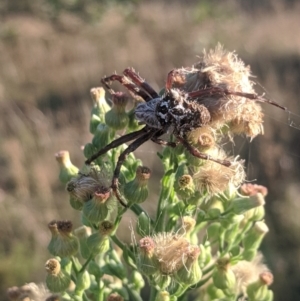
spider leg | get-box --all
[123,68,159,99]
[111,130,158,207]
[188,87,286,111]
[85,127,148,165]
[150,129,178,147]
[101,74,151,102]
[176,135,232,167]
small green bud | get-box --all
[69,196,83,211]
[207,222,221,239]
[124,166,150,205]
[92,123,112,149]
[87,260,103,280]
[175,245,202,285]
[246,271,274,301]
[86,221,114,255]
[89,114,101,134]
[45,258,71,293]
[55,151,79,184]
[90,87,110,122]
[231,193,265,215]
[137,212,152,236]
[206,283,226,300]
[105,92,129,130]
[74,271,91,296]
[212,257,236,291]
[47,220,79,257]
[155,291,170,301]
[130,271,145,291]
[207,207,222,219]
[74,226,92,259]
[243,221,269,251]
[174,174,195,199]
[153,274,171,290]
[82,186,117,225]
[83,143,97,159]
[137,236,158,276]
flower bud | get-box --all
[83,186,117,224]
[246,271,274,301]
[92,123,112,149]
[206,283,226,300]
[155,291,170,301]
[7,286,21,301]
[47,220,79,257]
[174,174,195,199]
[240,183,268,197]
[127,108,143,131]
[107,293,124,301]
[90,87,110,122]
[130,271,145,291]
[123,166,150,205]
[137,236,158,276]
[74,226,92,259]
[55,151,79,184]
[105,92,129,130]
[83,143,97,160]
[74,271,91,296]
[181,216,196,235]
[153,274,171,290]
[231,193,265,215]
[243,221,269,252]
[69,195,83,211]
[89,114,101,134]
[207,222,221,239]
[175,245,202,285]
[136,212,152,236]
[45,258,71,293]
[86,221,114,255]
[212,257,236,291]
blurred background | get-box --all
[0,0,300,300]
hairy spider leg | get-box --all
[111,130,159,207]
[123,68,159,99]
[150,129,178,147]
[85,127,149,165]
[101,75,151,102]
[188,87,286,111]
[176,135,232,167]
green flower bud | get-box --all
[74,271,91,296]
[206,283,226,300]
[243,221,269,252]
[86,221,114,255]
[207,222,221,240]
[69,196,83,211]
[231,193,265,215]
[124,166,150,205]
[89,114,101,134]
[137,236,158,276]
[45,258,71,293]
[130,271,145,291]
[90,87,110,122]
[242,249,257,261]
[153,274,171,290]
[244,205,265,222]
[104,259,126,280]
[47,220,79,257]
[174,174,195,199]
[136,212,152,236]
[87,260,103,280]
[155,291,170,301]
[74,226,91,259]
[212,257,236,291]
[55,151,79,184]
[83,143,97,160]
[83,186,117,225]
[175,245,202,285]
[105,92,129,130]
[92,123,112,149]
[246,272,273,301]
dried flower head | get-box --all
[240,183,268,197]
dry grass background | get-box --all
[1,1,300,300]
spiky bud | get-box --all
[86,221,114,255]
[212,256,236,291]
[246,271,274,301]
[123,166,150,205]
[55,151,79,184]
[105,92,129,130]
[137,236,158,276]
[231,193,265,215]
[47,220,79,257]
[175,245,202,285]
[90,87,110,122]
[83,186,117,225]
[74,226,92,259]
[45,258,71,293]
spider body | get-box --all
[86,67,285,207]
[135,89,210,134]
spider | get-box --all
[85,68,286,207]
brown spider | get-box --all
[85,68,286,207]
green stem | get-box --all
[111,235,135,262]
[149,286,158,301]
[79,253,93,274]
